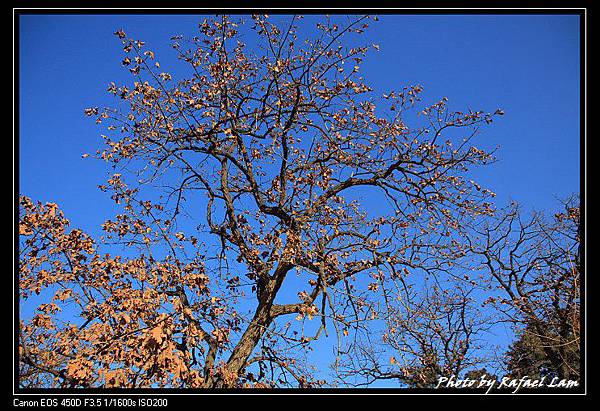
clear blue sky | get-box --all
[19,13,581,386]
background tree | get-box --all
[19,14,506,388]
[467,196,581,380]
[335,282,491,387]
[336,196,581,387]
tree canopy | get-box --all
[18,15,580,389]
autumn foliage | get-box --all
[18,15,579,389]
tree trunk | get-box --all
[224,300,273,380]
[210,268,289,387]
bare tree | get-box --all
[335,277,492,387]
[466,196,580,380]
